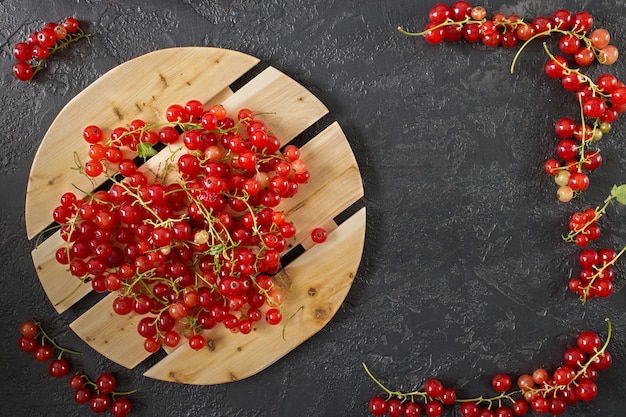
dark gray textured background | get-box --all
[1,0,626,416]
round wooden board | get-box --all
[26,47,366,384]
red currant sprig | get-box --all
[68,372,136,417]
[562,184,626,247]
[18,319,81,378]
[569,246,625,303]
[12,17,92,82]
[365,319,613,417]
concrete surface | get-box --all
[1,0,626,416]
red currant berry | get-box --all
[96,372,117,394]
[90,393,111,413]
[491,373,512,392]
[576,378,598,401]
[368,396,388,416]
[428,3,451,24]
[424,378,444,398]
[387,398,403,417]
[13,62,34,81]
[403,401,422,417]
[48,358,70,378]
[425,400,444,417]
[111,397,133,417]
[577,331,602,354]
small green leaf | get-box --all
[137,142,157,159]
[610,184,626,205]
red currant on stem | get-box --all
[18,319,81,369]
[364,319,614,416]
[563,185,626,245]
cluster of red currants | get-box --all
[18,320,134,416]
[564,207,601,248]
[568,247,619,302]
[52,102,313,352]
[561,186,626,302]
[69,372,134,417]
[400,2,625,203]
[18,320,79,378]
[543,68,626,202]
[12,17,90,81]
[366,324,612,417]
[368,378,456,417]
[408,1,618,56]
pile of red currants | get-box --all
[52,102,313,352]
[12,17,91,81]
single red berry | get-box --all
[63,17,80,33]
[424,378,444,398]
[74,387,92,404]
[460,402,480,417]
[96,372,117,394]
[577,331,602,354]
[48,358,70,378]
[387,398,403,417]
[403,401,422,417]
[19,321,38,338]
[425,400,444,417]
[34,344,54,362]
[13,62,34,81]
[311,227,328,243]
[90,393,111,413]
[111,397,133,417]
[18,336,38,352]
[576,378,598,401]
[491,373,512,392]
[368,396,388,416]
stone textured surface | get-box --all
[1,0,626,416]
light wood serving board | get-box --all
[26,47,365,384]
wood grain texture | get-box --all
[70,292,153,369]
[26,47,259,239]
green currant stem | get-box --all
[397,16,479,37]
[111,389,138,399]
[510,26,593,74]
[34,320,81,357]
[54,280,88,307]
[455,391,521,408]
[362,362,421,402]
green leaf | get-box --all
[610,184,626,205]
[137,142,157,159]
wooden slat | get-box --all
[276,122,363,241]
[31,233,92,313]
[67,125,362,367]
[26,47,260,239]
[219,66,329,142]
[143,207,366,384]
[70,293,153,369]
